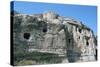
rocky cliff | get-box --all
[12,11,97,65]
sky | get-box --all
[11,1,97,35]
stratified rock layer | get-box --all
[13,11,97,64]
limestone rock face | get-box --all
[13,12,97,63]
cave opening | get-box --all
[79,28,82,33]
[23,33,30,40]
[68,39,71,43]
[43,28,47,33]
[86,41,89,46]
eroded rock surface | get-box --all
[13,11,97,65]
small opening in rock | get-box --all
[79,36,80,39]
[23,33,30,40]
[86,41,89,46]
[76,26,77,31]
[79,28,81,33]
[43,28,47,33]
[95,49,97,60]
[68,39,71,43]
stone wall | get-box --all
[13,11,97,63]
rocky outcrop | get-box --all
[13,11,97,64]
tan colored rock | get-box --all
[13,11,97,63]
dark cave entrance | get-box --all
[43,28,47,33]
[23,33,30,40]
